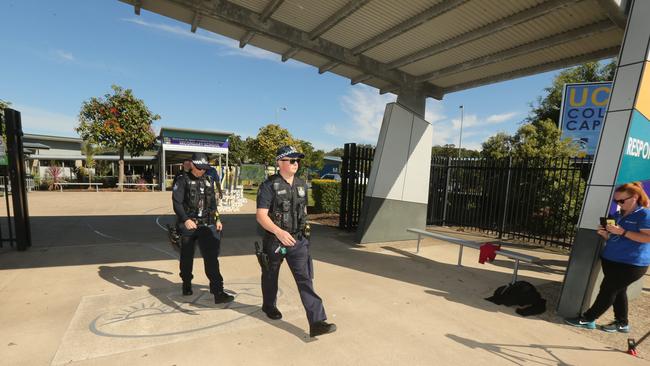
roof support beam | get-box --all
[239,30,255,48]
[379,86,399,95]
[352,0,467,55]
[596,0,627,29]
[351,74,372,85]
[134,0,141,15]
[318,61,340,74]
[308,0,370,40]
[387,0,583,70]
[191,11,201,33]
[282,47,300,62]
[186,0,430,89]
[260,0,285,22]
[442,46,620,94]
[416,20,617,82]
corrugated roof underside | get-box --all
[432,29,622,88]
[362,0,546,63]
[400,1,612,76]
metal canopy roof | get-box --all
[119,0,628,100]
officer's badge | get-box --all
[297,187,305,197]
[277,189,287,195]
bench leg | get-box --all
[457,245,464,266]
[416,234,421,254]
[512,259,520,284]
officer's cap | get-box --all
[191,152,211,170]
[276,146,305,161]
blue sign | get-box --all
[559,82,612,157]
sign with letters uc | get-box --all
[559,82,612,157]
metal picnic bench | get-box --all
[117,183,157,192]
[55,182,103,192]
[406,228,539,283]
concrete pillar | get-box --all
[396,85,426,117]
[356,97,432,243]
[558,0,650,317]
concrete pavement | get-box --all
[0,192,647,365]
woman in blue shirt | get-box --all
[566,182,650,332]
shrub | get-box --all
[311,179,340,213]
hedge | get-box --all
[311,179,340,213]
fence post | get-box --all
[499,154,513,239]
[339,144,350,229]
[441,156,451,226]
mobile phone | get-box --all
[599,217,608,227]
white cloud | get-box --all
[14,104,79,137]
[430,110,521,151]
[486,111,519,124]
[122,17,305,66]
[323,85,395,143]
[55,49,75,62]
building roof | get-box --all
[119,0,629,100]
[24,133,82,144]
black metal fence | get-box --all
[339,143,374,230]
[427,156,593,248]
[337,141,592,248]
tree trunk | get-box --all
[119,146,125,192]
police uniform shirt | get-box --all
[172,172,217,223]
[257,175,308,234]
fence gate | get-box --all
[1,108,32,250]
[339,143,374,230]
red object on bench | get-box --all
[479,243,501,264]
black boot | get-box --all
[309,321,337,337]
[262,306,282,320]
[214,290,235,304]
[182,282,193,296]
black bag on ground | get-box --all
[485,280,546,316]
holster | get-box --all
[166,224,181,253]
[254,241,270,272]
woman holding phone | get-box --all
[565,182,650,332]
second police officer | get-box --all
[172,152,234,304]
[256,146,336,337]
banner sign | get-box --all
[163,137,228,149]
[559,82,612,157]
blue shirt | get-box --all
[601,207,650,266]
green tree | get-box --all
[432,144,480,158]
[227,134,248,165]
[480,133,512,159]
[248,124,295,166]
[325,147,344,158]
[76,85,159,190]
[528,61,615,126]
[0,99,10,139]
[296,140,324,178]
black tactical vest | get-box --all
[268,174,308,234]
[181,173,216,219]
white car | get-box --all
[320,173,341,181]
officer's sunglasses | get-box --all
[280,159,301,164]
[614,195,633,204]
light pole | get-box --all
[457,105,464,159]
[275,106,287,123]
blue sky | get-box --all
[0,0,602,152]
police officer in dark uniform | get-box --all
[172,152,234,304]
[256,146,336,337]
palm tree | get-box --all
[81,141,97,189]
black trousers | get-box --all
[179,224,224,294]
[583,258,648,325]
[261,235,327,325]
